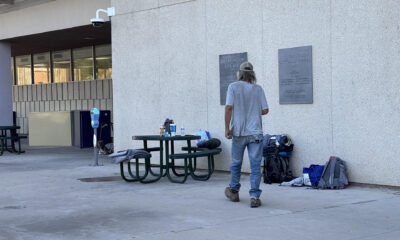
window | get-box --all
[15,55,32,85]
[52,50,71,83]
[95,44,112,79]
[33,52,51,84]
[11,57,14,85]
[73,47,93,81]
[12,44,112,85]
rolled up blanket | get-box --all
[197,138,221,149]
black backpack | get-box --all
[263,134,294,154]
[263,154,293,184]
[262,134,294,184]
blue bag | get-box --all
[194,129,211,144]
[303,164,325,187]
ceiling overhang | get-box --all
[2,22,111,56]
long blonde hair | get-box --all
[238,70,257,84]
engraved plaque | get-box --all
[219,52,248,105]
[279,46,313,104]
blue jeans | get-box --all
[229,134,263,199]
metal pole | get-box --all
[93,130,98,166]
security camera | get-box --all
[90,7,115,27]
[91,17,105,28]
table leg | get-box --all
[189,154,213,181]
[10,134,18,153]
[0,138,4,156]
[2,130,11,153]
[2,129,17,153]
[140,141,164,183]
[120,162,140,182]
[145,140,165,177]
[126,158,149,180]
[169,140,185,177]
[166,140,190,183]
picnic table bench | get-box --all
[169,148,221,182]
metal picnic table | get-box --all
[0,125,26,155]
[128,135,201,183]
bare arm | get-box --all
[225,105,233,139]
[262,109,269,115]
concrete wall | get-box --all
[12,79,113,134]
[0,42,13,125]
[0,0,111,40]
[111,0,400,186]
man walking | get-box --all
[224,61,269,208]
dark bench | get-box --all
[167,148,221,183]
[138,147,161,152]
[119,151,160,184]
[0,135,27,155]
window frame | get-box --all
[33,51,52,84]
[15,54,33,86]
[52,49,72,83]
[12,44,111,85]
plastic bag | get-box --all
[194,129,211,144]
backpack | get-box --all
[263,134,294,154]
[317,156,349,189]
[262,134,294,184]
[263,155,293,184]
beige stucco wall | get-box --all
[111,0,400,186]
[28,111,73,146]
[0,0,111,40]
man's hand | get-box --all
[262,109,269,115]
[225,105,233,139]
[225,129,232,139]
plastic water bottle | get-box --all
[180,126,185,136]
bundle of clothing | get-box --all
[280,156,349,189]
[108,149,151,164]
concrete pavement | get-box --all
[0,145,399,240]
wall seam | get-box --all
[204,0,209,130]
[157,0,161,124]
[261,0,265,99]
[330,0,334,155]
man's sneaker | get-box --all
[225,187,239,202]
[250,198,261,208]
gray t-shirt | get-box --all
[226,81,268,136]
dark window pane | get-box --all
[53,50,71,83]
[73,47,93,81]
[95,44,112,79]
[11,57,14,85]
[33,52,51,84]
[15,55,32,85]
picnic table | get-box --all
[0,126,26,155]
[120,135,221,183]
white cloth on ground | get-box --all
[280,177,304,187]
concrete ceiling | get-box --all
[3,22,111,56]
[0,0,54,14]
